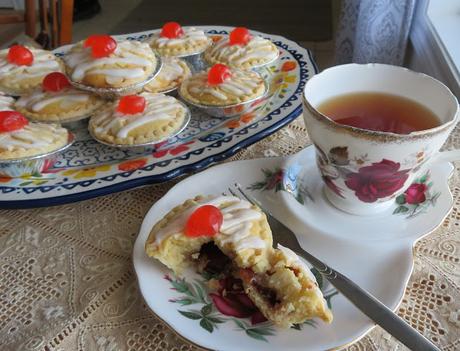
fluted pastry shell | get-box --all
[15,87,105,122]
[63,40,158,89]
[204,35,279,70]
[179,68,266,106]
[89,92,188,145]
[149,27,211,57]
[0,122,69,159]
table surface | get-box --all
[1,116,459,351]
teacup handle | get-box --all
[433,149,460,164]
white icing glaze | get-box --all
[15,88,91,112]
[206,36,278,67]
[153,27,209,48]
[153,195,267,252]
[0,123,66,151]
[0,94,15,111]
[0,48,62,83]
[183,69,263,102]
[147,58,189,90]
[64,40,155,83]
[92,93,185,139]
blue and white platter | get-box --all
[0,26,316,209]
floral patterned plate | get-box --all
[0,26,314,209]
[133,145,454,351]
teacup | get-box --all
[302,63,459,215]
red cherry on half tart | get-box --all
[185,205,223,237]
[7,45,34,66]
[0,111,29,133]
[229,27,252,46]
[84,34,117,58]
[160,22,184,39]
[207,64,232,85]
[117,95,146,115]
[42,72,71,92]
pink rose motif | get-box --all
[345,159,410,203]
[404,183,427,204]
[210,276,267,324]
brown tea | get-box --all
[317,92,441,134]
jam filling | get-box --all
[195,241,232,276]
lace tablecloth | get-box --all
[1,116,459,351]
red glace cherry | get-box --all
[0,111,29,133]
[160,22,184,39]
[207,64,231,85]
[117,95,146,115]
[84,34,117,58]
[42,72,71,92]
[185,205,223,237]
[229,27,251,46]
[7,45,34,66]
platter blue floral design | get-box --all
[0,26,316,208]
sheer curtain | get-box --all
[335,0,416,65]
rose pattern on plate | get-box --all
[248,165,313,204]
[165,269,337,342]
[393,171,441,218]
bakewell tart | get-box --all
[179,64,266,106]
[0,110,69,159]
[143,57,191,93]
[89,92,189,145]
[145,195,333,327]
[145,195,273,275]
[63,35,158,89]
[0,45,65,95]
[204,27,279,70]
[149,22,211,57]
[0,93,15,111]
[15,72,104,123]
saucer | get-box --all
[133,145,454,351]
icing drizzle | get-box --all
[15,88,92,112]
[0,123,67,151]
[206,36,278,67]
[152,27,209,48]
[0,48,62,83]
[64,40,156,84]
[0,94,15,111]
[153,195,267,252]
[92,93,186,139]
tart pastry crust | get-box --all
[0,47,65,95]
[0,122,68,159]
[149,27,211,57]
[63,40,158,88]
[179,68,266,106]
[15,87,104,122]
[89,92,188,145]
[204,35,279,70]
[143,57,191,93]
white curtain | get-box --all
[335,0,416,65]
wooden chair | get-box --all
[0,0,74,49]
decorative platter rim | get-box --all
[0,26,315,209]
